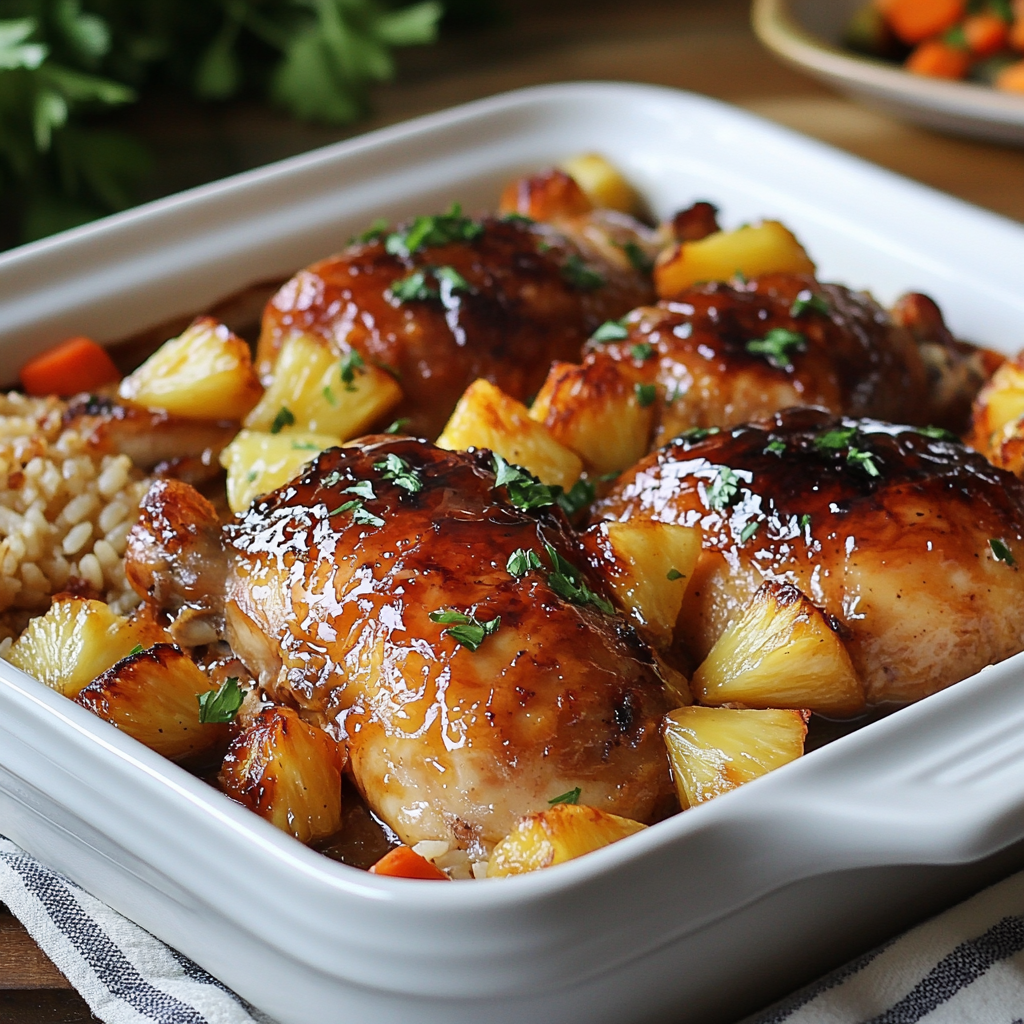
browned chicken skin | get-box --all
[127,438,674,850]
[595,408,1024,709]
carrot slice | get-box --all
[996,58,1024,91]
[905,39,972,78]
[369,846,450,880]
[880,0,966,44]
[20,336,120,397]
[964,13,1010,55]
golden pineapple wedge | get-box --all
[245,333,401,441]
[6,597,143,697]
[119,317,263,421]
[220,428,339,513]
[487,803,646,877]
[968,353,1024,473]
[559,153,641,215]
[219,706,345,844]
[529,360,654,476]
[583,520,702,645]
[437,378,583,489]
[654,221,816,299]
[663,705,808,809]
[75,643,228,762]
[692,581,865,717]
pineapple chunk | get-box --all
[559,153,641,215]
[530,360,654,476]
[584,520,702,644]
[220,706,345,844]
[119,317,262,421]
[6,598,142,698]
[654,221,816,299]
[663,706,807,809]
[968,354,1024,465]
[245,333,401,441]
[693,582,865,717]
[488,803,646,877]
[437,378,583,489]
[221,428,338,513]
[75,643,227,762]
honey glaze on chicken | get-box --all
[595,408,1024,709]
[196,437,674,851]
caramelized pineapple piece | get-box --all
[220,706,345,844]
[75,644,227,761]
[6,598,142,697]
[968,353,1024,471]
[499,167,594,221]
[693,582,865,717]
[654,221,816,299]
[119,317,262,421]
[559,153,641,215]
[583,520,701,644]
[220,428,339,513]
[437,378,583,489]
[663,706,807,809]
[488,803,646,877]
[245,333,402,441]
[530,360,654,476]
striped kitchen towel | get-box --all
[0,836,275,1024]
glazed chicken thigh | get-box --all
[595,408,1024,709]
[127,438,674,850]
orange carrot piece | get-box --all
[20,336,121,397]
[964,13,1010,55]
[369,846,450,880]
[905,39,972,78]
[996,58,1024,91]
[882,0,966,44]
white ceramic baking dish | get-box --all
[2,82,1024,1024]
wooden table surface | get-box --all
[2,0,1023,1019]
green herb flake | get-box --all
[734,270,747,284]
[739,520,760,543]
[344,480,376,500]
[322,385,337,406]
[916,425,958,442]
[384,418,411,435]
[556,479,596,518]
[321,470,343,488]
[501,212,535,226]
[990,538,1016,565]
[429,607,501,651]
[292,441,323,451]
[847,447,881,478]
[790,291,830,318]
[197,676,244,725]
[329,498,384,527]
[746,328,807,369]
[622,241,654,274]
[385,203,483,257]
[129,643,144,656]
[492,454,557,511]
[814,426,858,451]
[592,318,630,343]
[561,253,604,291]
[355,218,389,244]
[678,426,720,443]
[706,466,740,512]
[340,350,365,391]
[544,543,615,615]
[507,547,542,578]
[634,382,657,408]
[270,406,295,434]
[435,265,471,293]
[666,568,684,581]
[765,439,786,455]
[388,270,438,303]
[548,787,581,806]
[374,452,423,494]
[631,342,655,361]
[800,513,812,530]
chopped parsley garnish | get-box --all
[746,328,807,369]
[322,385,337,406]
[492,454,557,511]
[739,520,760,543]
[800,513,812,529]
[556,478,596,518]
[622,240,654,274]
[507,547,542,578]
[734,270,747,284]
[374,452,423,494]
[321,470,343,488]
[197,677,244,725]
[706,466,740,511]
[814,426,882,477]
[814,426,858,450]
[765,439,786,455]
[634,382,657,407]
[548,787,581,806]
[544,543,614,615]
[385,203,483,257]
[329,499,384,527]
[435,265,471,293]
[678,426,720,443]
[561,253,605,291]
[916,425,958,442]
[592,318,629,343]
[344,480,376,500]
[129,643,144,656]
[340,350,365,391]
[388,270,437,303]
[631,342,655,361]
[666,568,684,581]
[789,291,830,318]
[846,447,881,477]
[429,608,501,651]
[501,212,535,225]
[990,538,1016,565]
[270,406,295,434]
[354,218,389,244]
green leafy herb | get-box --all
[990,538,1016,565]
[746,328,807,369]
[556,479,596,518]
[734,269,747,284]
[543,543,614,615]
[706,466,740,511]
[322,385,337,406]
[666,568,684,581]
[385,203,482,257]
[790,291,830,317]
[384,418,411,434]
[561,253,604,291]
[355,218,389,244]
[634,382,657,408]
[374,452,423,494]
[329,498,384,527]
[621,241,653,274]
[321,470,343,488]
[340,350,365,391]
[846,447,881,477]
[435,265,471,293]
[739,520,760,543]
[765,438,786,455]
[916,425,958,442]
[592,318,629,343]
[270,406,295,434]
[501,212,534,225]
[388,269,437,303]
[492,454,557,511]
[678,426,720,443]
[507,547,542,578]
[344,480,376,500]
[800,513,812,529]
[631,342,655,361]
[548,787,581,806]
[128,643,143,656]
[814,427,857,451]
[197,676,244,725]
[429,607,501,651]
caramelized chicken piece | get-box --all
[257,198,654,441]
[128,439,674,850]
[595,408,1024,709]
